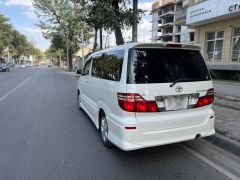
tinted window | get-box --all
[128,48,211,84]
[92,50,124,81]
[83,59,91,75]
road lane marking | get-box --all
[0,77,31,102]
[180,144,240,180]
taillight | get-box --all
[194,88,214,108]
[117,93,158,112]
[166,43,182,48]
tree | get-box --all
[33,0,92,70]
[85,0,143,46]
[34,48,44,60]
[0,13,12,55]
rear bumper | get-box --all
[107,111,215,151]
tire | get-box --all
[78,91,83,110]
[99,112,113,148]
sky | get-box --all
[0,0,153,51]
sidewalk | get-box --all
[213,81,240,98]
[213,105,240,142]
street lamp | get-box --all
[65,31,69,70]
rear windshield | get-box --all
[127,48,211,84]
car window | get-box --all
[92,50,124,81]
[127,48,211,84]
[83,59,91,75]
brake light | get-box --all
[166,43,182,48]
[194,88,214,108]
[117,93,158,112]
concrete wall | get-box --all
[152,11,160,42]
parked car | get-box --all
[77,43,215,151]
[0,58,10,72]
[18,63,27,69]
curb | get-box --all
[215,93,240,102]
[214,102,240,111]
[205,133,240,157]
[213,81,240,86]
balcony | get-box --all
[175,7,187,25]
[158,22,174,29]
[159,12,175,19]
[159,33,174,38]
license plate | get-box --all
[164,96,188,111]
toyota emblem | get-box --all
[175,86,183,92]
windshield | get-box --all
[127,48,211,84]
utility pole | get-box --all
[7,46,10,62]
[100,28,103,50]
[132,0,138,42]
[81,28,85,69]
[59,50,62,67]
[66,31,69,70]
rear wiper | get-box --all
[170,78,196,87]
[170,79,183,87]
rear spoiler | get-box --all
[133,43,201,51]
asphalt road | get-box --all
[0,67,232,180]
[213,82,240,97]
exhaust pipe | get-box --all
[195,134,201,139]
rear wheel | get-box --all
[100,112,112,148]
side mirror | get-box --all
[76,69,82,75]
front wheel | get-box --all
[100,113,113,148]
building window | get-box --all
[232,27,240,62]
[190,32,195,42]
[206,31,224,62]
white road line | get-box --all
[180,144,240,180]
[0,77,31,102]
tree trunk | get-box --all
[114,27,124,45]
[112,0,124,45]
[100,28,103,50]
[93,28,98,52]
[68,48,73,71]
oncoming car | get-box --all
[77,43,215,151]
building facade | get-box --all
[151,0,195,43]
[187,0,240,80]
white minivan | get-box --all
[77,43,215,151]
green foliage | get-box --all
[0,13,40,60]
[33,0,93,69]
[0,14,12,54]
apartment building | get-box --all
[186,0,240,80]
[151,0,194,43]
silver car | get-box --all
[18,63,27,69]
[0,59,10,72]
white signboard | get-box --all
[187,0,240,26]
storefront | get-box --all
[186,0,240,80]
